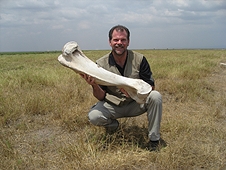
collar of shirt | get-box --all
[108,52,128,76]
[108,52,128,66]
[108,52,117,66]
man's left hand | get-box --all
[120,88,130,97]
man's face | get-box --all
[109,29,130,56]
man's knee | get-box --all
[88,110,107,126]
[88,110,99,125]
[149,90,162,104]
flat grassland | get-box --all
[0,49,226,170]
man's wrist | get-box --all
[91,84,99,89]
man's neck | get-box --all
[112,50,128,68]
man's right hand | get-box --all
[80,74,96,86]
[80,73,106,100]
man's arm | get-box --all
[80,74,106,100]
[139,57,155,90]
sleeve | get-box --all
[139,57,155,86]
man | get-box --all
[81,25,162,151]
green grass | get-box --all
[0,49,226,169]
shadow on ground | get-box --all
[88,124,167,151]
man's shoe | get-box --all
[105,119,119,135]
[148,140,160,151]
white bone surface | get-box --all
[58,41,152,104]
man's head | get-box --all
[108,25,130,41]
[108,25,130,56]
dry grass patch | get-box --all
[0,50,226,169]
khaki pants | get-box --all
[88,90,162,141]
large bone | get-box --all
[58,41,152,104]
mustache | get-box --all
[115,44,123,48]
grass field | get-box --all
[0,49,226,170]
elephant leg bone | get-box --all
[58,41,152,104]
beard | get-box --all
[113,44,126,56]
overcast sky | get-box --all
[0,0,226,52]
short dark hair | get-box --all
[108,25,130,40]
